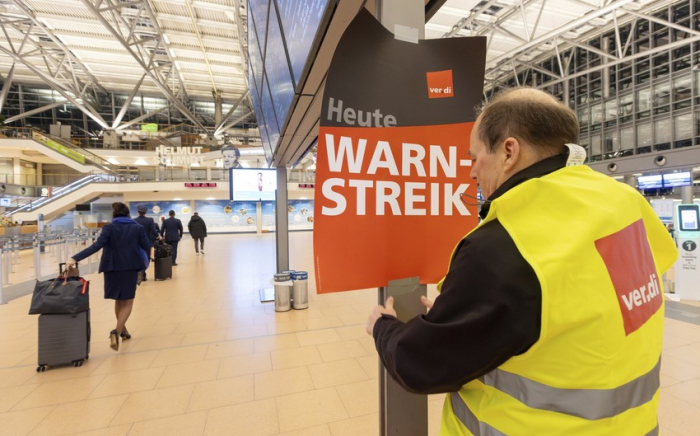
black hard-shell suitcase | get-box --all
[154,256,172,280]
[37,310,90,372]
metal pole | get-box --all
[34,236,41,279]
[2,247,10,284]
[374,2,427,435]
[275,166,289,272]
[0,249,5,304]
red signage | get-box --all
[184,182,217,188]
[299,184,315,189]
[426,70,454,99]
[595,219,663,336]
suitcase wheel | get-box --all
[73,360,84,367]
[36,365,47,372]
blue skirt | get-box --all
[104,270,139,300]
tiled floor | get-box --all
[0,232,698,436]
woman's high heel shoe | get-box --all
[109,330,119,351]
[120,328,131,340]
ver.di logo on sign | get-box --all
[426,70,454,99]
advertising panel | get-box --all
[32,131,86,165]
[314,9,486,293]
[288,199,314,230]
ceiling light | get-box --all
[134,158,147,165]
[206,197,215,200]
[589,17,608,26]
[308,164,316,170]
[107,158,119,165]
[563,31,579,39]
[539,43,555,51]
[519,54,533,62]
[191,162,200,167]
[475,14,497,24]
[174,198,182,201]
[622,2,642,11]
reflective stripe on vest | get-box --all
[477,357,661,420]
[451,392,660,436]
[450,392,506,436]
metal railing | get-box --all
[5,173,112,216]
[0,229,101,304]
[29,130,118,174]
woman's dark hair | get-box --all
[112,202,130,218]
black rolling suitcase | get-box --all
[32,263,91,372]
[154,257,172,280]
[37,311,90,372]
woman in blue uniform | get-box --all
[68,202,150,351]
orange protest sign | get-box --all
[313,9,485,293]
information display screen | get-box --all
[246,0,332,160]
[277,0,330,85]
[679,205,700,231]
[638,175,663,190]
[264,1,295,131]
[247,6,265,97]
[261,76,280,155]
[0,198,11,206]
[663,172,692,188]
[229,168,277,201]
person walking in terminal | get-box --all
[366,87,678,435]
[161,210,183,265]
[68,202,151,351]
[187,212,207,255]
[133,204,160,281]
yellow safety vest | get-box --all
[438,165,678,436]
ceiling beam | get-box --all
[79,0,211,132]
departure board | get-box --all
[247,5,264,96]
[277,0,330,86]
[246,0,332,160]
[264,1,295,131]
[261,75,280,155]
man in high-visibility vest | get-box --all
[366,87,678,435]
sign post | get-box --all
[675,203,700,300]
[313,6,485,436]
[379,277,428,436]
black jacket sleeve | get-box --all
[373,219,542,394]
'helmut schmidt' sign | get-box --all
[155,145,204,166]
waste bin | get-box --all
[274,272,292,312]
[291,271,309,310]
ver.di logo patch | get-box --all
[426,70,454,99]
[595,219,662,336]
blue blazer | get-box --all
[161,217,183,243]
[73,217,151,273]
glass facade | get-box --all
[0,84,255,135]
[491,0,700,162]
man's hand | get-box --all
[421,295,434,311]
[366,296,397,335]
[65,258,77,268]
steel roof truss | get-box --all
[80,0,210,133]
[6,0,109,96]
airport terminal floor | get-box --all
[0,232,699,436]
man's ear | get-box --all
[501,137,521,172]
